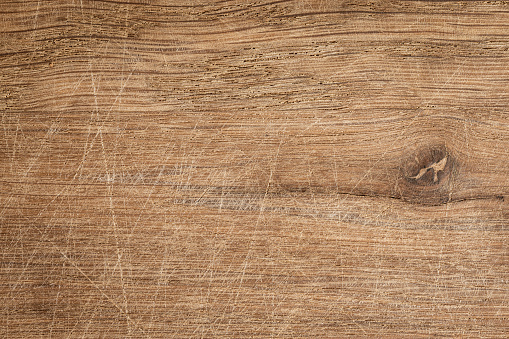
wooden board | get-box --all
[2,0,509,337]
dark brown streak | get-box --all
[275,10,494,19]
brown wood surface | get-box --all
[2,0,509,337]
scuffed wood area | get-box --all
[1,0,509,337]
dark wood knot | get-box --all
[398,145,455,205]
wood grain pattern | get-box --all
[2,0,509,337]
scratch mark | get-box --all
[49,289,61,338]
[219,169,227,213]
[33,0,41,31]
[99,128,130,328]
[66,294,95,338]
[1,111,63,217]
[233,137,283,307]
[11,117,20,174]
[72,65,134,187]
[7,75,85,221]
[58,251,146,335]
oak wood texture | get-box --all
[2,0,509,337]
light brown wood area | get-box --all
[2,0,509,337]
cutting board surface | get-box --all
[2,1,509,337]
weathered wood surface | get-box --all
[2,0,509,337]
